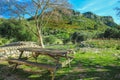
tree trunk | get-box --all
[37,28,44,48]
[38,31,44,48]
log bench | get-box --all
[7,47,74,80]
[8,59,58,80]
[8,59,59,71]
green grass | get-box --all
[85,39,120,49]
[58,48,120,80]
[0,39,120,80]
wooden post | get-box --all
[50,70,56,80]
[12,51,23,71]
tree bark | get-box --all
[37,30,44,48]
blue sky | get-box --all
[69,0,120,24]
[0,0,120,24]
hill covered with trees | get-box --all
[0,9,120,45]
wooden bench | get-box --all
[8,59,59,71]
[8,59,59,80]
[8,47,74,80]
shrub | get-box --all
[0,19,37,41]
[116,45,120,50]
[0,37,12,45]
[44,35,58,45]
[103,28,120,39]
[71,32,88,44]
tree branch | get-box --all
[25,24,39,37]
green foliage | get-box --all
[56,33,71,44]
[0,19,37,41]
[0,37,11,45]
[0,10,120,45]
[44,35,58,45]
[103,28,120,38]
[71,32,89,44]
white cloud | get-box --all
[77,0,117,12]
[78,2,96,11]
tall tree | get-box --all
[0,0,71,48]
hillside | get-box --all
[27,9,119,30]
[39,9,120,33]
[39,10,120,44]
[83,12,118,27]
[67,10,119,29]
[0,9,120,45]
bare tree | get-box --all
[0,0,71,48]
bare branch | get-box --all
[25,23,39,37]
[0,0,71,47]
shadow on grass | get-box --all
[0,63,62,80]
[0,64,9,80]
[0,59,120,80]
[64,59,120,80]
[13,69,51,80]
[56,69,120,80]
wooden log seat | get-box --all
[8,59,59,71]
[8,59,59,80]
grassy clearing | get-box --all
[85,39,120,49]
[57,48,120,80]
[0,39,120,80]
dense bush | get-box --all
[71,32,88,44]
[56,33,70,44]
[116,45,120,50]
[0,37,11,45]
[44,35,58,45]
[96,28,120,39]
[103,28,120,38]
[0,19,36,41]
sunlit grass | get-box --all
[0,39,120,80]
[85,39,120,49]
[75,49,120,67]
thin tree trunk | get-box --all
[25,23,44,48]
[36,23,44,48]
[38,30,44,48]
